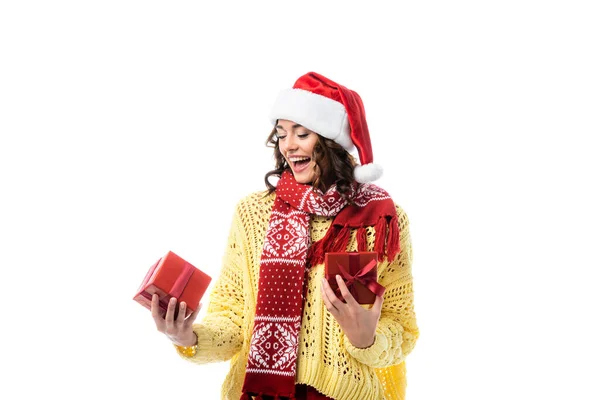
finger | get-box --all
[165,297,177,325]
[151,294,165,330]
[321,283,337,315]
[372,294,384,313]
[335,275,359,308]
[176,301,187,324]
[321,278,341,312]
[151,294,161,318]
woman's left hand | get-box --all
[321,275,383,348]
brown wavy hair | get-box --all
[263,125,358,204]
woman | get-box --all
[151,72,419,400]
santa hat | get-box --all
[269,72,383,183]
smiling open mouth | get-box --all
[289,156,311,167]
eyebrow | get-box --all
[275,124,303,131]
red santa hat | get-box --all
[269,72,383,183]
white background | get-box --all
[1,1,599,399]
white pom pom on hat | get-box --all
[269,72,383,183]
[353,162,384,184]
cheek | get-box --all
[307,138,318,154]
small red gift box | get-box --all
[133,251,212,319]
[324,252,385,304]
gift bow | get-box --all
[335,256,386,300]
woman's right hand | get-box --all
[151,294,202,347]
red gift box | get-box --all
[324,252,385,304]
[133,251,212,319]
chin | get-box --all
[293,175,311,184]
[292,172,315,185]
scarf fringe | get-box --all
[387,214,401,262]
[357,226,367,252]
[308,216,401,266]
[374,216,388,261]
[331,224,351,253]
[307,224,340,266]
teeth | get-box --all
[289,156,310,162]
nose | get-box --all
[280,134,299,155]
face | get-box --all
[276,119,319,184]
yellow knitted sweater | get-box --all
[177,191,419,400]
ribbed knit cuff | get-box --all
[343,331,389,367]
[173,325,212,360]
[173,331,198,358]
[174,343,197,357]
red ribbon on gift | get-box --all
[140,261,195,312]
[335,254,386,300]
[171,262,195,298]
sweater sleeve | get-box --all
[343,206,419,368]
[175,204,248,364]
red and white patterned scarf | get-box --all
[241,170,400,400]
